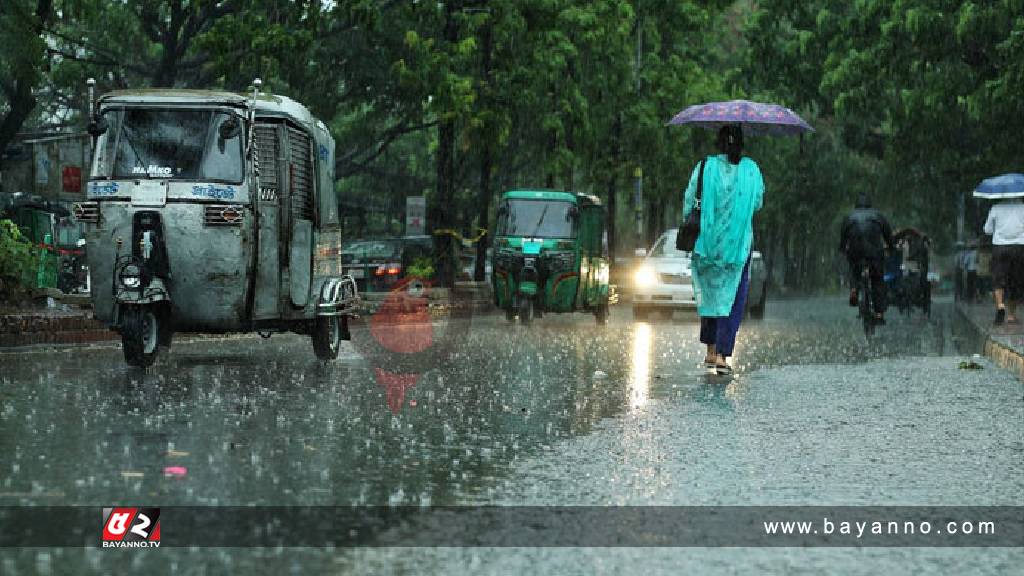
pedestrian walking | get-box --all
[963,239,979,302]
[983,198,1024,325]
[682,125,764,375]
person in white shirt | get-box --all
[983,198,1024,325]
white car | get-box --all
[632,229,769,320]
[632,229,696,318]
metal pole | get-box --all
[86,78,96,163]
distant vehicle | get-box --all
[341,235,436,292]
[460,247,492,283]
[491,190,613,324]
[633,228,768,319]
[632,228,695,319]
[78,83,358,366]
[747,251,768,319]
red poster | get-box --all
[62,166,82,193]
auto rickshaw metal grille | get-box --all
[204,204,245,226]
[254,124,279,202]
[287,126,314,221]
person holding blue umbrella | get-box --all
[976,173,1024,325]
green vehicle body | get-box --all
[491,190,614,324]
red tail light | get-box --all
[375,265,401,276]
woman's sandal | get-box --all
[702,356,717,369]
[715,363,733,376]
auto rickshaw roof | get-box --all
[98,89,320,130]
[503,190,578,203]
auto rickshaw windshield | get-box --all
[91,108,244,183]
[497,199,576,239]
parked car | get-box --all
[633,228,768,320]
[341,235,437,292]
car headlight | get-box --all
[635,265,657,287]
[119,263,142,288]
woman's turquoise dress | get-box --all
[682,154,764,317]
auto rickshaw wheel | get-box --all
[312,315,341,360]
[505,305,515,322]
[595,299,609,325]
[632,305,648,320]
[121,305,160,368]
[518,297,533,325]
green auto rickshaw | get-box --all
[491,190,615,325]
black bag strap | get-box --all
[694,157,707,212]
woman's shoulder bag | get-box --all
[675,157,708,252]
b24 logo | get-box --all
[101,507,161,548]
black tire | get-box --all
[505,305,515,323]
[312,315,341,360]
[749,284,767,319]
[122,305,160,367]
[633,305,648,320]
[518,296,533,325]
[595,299,609,325]
[859,276,874,338]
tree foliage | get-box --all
[4,0,1020,290]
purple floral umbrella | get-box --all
[668,99,813,136]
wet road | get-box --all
[1,297,1022,574]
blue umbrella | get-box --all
[973,173,1024,199]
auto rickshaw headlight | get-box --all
[119,263,142,288]
[635,265,657,287]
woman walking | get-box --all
[682,125,764,375]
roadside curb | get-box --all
[0,310,117,348]
[955,302,1024,381]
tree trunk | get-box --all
[606,174,617,265]
[432,1,459,289]
[474,143,492,281]
[606,116,622,267]
[0,81,36,171]
[433,120,456,288]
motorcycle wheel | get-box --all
[122,305,160,367]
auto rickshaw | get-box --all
[76,79,358,366]
[491,190,614,325]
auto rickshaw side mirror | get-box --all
[87,116,108,137]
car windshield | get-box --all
[498,199,575,238]
[92,108,243,183]
[651,233,688,258]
